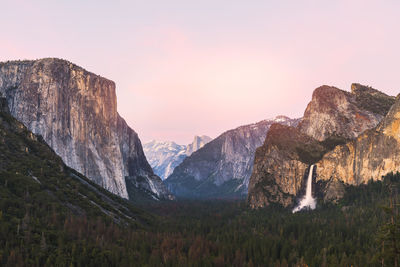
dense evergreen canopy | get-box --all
[2,170,400,266]
[1,104,399,266]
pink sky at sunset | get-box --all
[1,0,400,144]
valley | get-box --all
[164,116,299,199]
[1,58,399,266]
[3,168,399,265]
[3,2,400,266]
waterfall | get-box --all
[292,165,316,213]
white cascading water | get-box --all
[292,165,316,213]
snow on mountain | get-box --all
[143,136,212,180]
[165,116,301,199]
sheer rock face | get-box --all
[247,124,323,208]
[298,84,393,141]
[117,115,174,199]
[185,135,212,156]
[165,116,300,199]
[316,94,400,186]
[248,84,395,208]
[0,58,172,200]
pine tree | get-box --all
[40,232,47,252]
[377,183,400,266]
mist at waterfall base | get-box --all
[293,165,316,213]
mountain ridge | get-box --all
[0,96,149,225]
[165,116,300,199]
[248,83,395,208]
[143,135,212,180]
[316,93,400,198]
[0,58,173,201]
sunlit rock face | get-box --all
[165,116,300,199]
[316,94,400,186]
[0,58,173,200]
[298,84,393,141]
[248,84,395,209]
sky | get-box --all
[1,0,400,144]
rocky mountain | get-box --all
[298,83,393,141]
[165,116,300,199]
[0,97,149,226]
[144,141,186,180]
[185,135,212,155]
[248,84,395,208]
[143,135,212,180]
[0,58,173,201]
[247,124,326,207]
[316,93,400,200]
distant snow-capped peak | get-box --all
[273,115,291,122]
[143,135,212,180]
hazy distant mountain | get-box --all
[144,135,212,180]
[165,116,300,199]
[185,135,213,155]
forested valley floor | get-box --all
[2,172,400,266]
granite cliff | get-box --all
[248,84,395,208]
[0,58,173,201]
[165,116,299,199]
[0,96,148,225]
[247,124,326,207]
[298,84,391,141]
[316,94,400,193]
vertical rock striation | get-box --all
[165,116,300,199]
[185,135,212,156]
[247,124,326,208]
[298,84,391,141]
[0,58,173,200]
[316,94,400,186]
[248,84,395,208]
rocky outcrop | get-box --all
[0,58,173,201]
[322,180,346,203]
[316,94,400,186]
[0,97,147,226]
[248,84,395,208]
[298,84,394,141]
[247,124,326,208]
[116,115,174,200]
[143,135,212,180]
[165,116,300,199]
[185,135,212,155]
